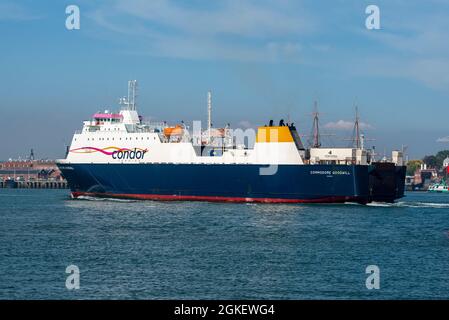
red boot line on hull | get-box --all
[71,192,365,204]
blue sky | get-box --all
[1,0,449,159]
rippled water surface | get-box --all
[1,189,449,299]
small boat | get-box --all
[428,181,449,193]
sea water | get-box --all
[1,189,448,299]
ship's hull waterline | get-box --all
[58,163,405,204]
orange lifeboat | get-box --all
[163,125,183,137]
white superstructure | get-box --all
[59,81,305,166]
[59,81,404,168]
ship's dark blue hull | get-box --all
[57,163,374,203]
[369,162,407,202]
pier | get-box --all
[0,180,68,189]
[1,155,68,189]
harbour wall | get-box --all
[0,180,68,189]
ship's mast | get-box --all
[207,90,212,131]
[128,80,137,111]
[119,80,138,111]
[312,101,321,148]
[346,106,375,152]
[353,106,361,149]
[207,90,212,143]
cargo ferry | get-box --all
[56,81,406,204]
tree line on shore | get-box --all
[406,150,449,176]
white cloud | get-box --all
[407,59,449,91]
[86,0,449,91]
[350,56,449,92]
[352,6,449,92]
[88,0,314,62]
[0,2,42,21]
[324,120,373,130]
[437,136,449,143]
[115,0,313,38]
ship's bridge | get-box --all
[93,112,123,125]
[81,110,128,133]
